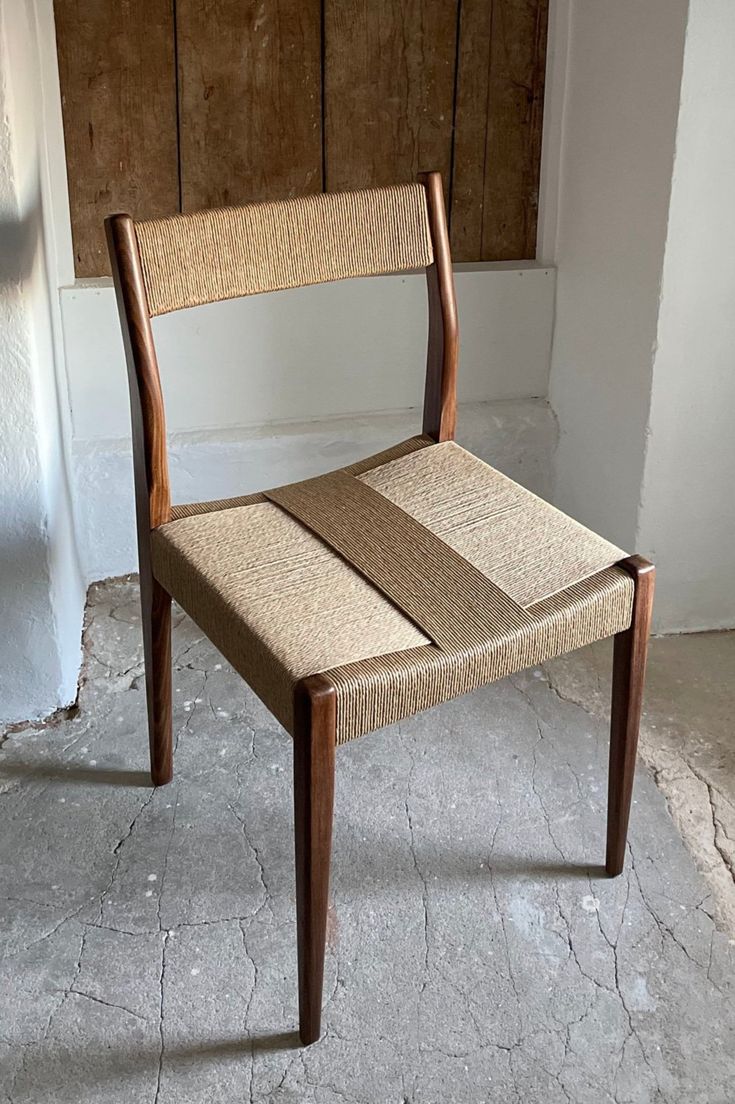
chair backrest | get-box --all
[134,183,435,316]
[105,173,457,534]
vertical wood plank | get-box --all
[449,0,494,260]
[483,0,548,259]
[54,0,178,277]
[176,0,322,211]
[451,0,548,261]
[324,1,458,192]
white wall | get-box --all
[637,0,735,632]
[546,0,735,633]
[62,264,554,439]
[547,0,688,549]
[0,0,84,724]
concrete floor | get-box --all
[2,579,735,1103]
[545,632,735,935]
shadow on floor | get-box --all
[0,761,152,788]
[10,1031,302,1098]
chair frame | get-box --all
[106,173,654,1046]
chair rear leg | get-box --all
[293,675,336,1046]
[141,575,173,786]
[606,556,655,875]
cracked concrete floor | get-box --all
[2,578,735,1103]
[545,632,735,938]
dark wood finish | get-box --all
[176,0,322,210]
[293,675,337,1045]
[421,172,459,442]
[451,0,548,261]
[144,582,173,786]
[54,0,178,277]
[105,214,173,786]
[606,555,656,876]
[324,0,457,191]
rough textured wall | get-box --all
[0,0,84,723]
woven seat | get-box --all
[106,172,654,1048]
[152,436,633,744]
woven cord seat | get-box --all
[151,437,634,744]
[106,173,655,1049]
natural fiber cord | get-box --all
[266,470,534,651]
[323,569,633,743]
[151,440,633,741]
[134,184,434,316]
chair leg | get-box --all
[606,555,655,876]
[293,675,337,1046]
[141,575,173,786]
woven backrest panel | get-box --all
[134,183,434,316]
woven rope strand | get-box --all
[152,440,633,742]
[266,470,534,653]
[324,568,634,743]
[135,184,433,316]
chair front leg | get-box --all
[141,572,173,786]
[293,675,337,1045]
[606,555,655,875]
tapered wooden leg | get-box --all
[293,675,336,1046]
[141,575,173,786]
[606,555,655,876]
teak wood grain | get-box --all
[54,0,178,277]
[293,675,337,1045]
[422,172,459,442]
[105,214,173,785]
[176,0,322,210]
[606,555,656,877]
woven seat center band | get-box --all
[265,469,535,654]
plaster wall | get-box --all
[636,0,735,632]
[61,265,554,440]
[547,0,688,550]
[0,0,84,724]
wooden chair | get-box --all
[106,174,654,1046]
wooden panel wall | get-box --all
[324,1,457,192]
[452,0,549,260]
[54,0,178,277]
[55,0,547,276]
[176,0,322,211]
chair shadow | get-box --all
[195,1031,301,1057]
[12,1030,303,1099]
[334,846,606,887]
[0,761,151,788]
[481,859,605,880]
